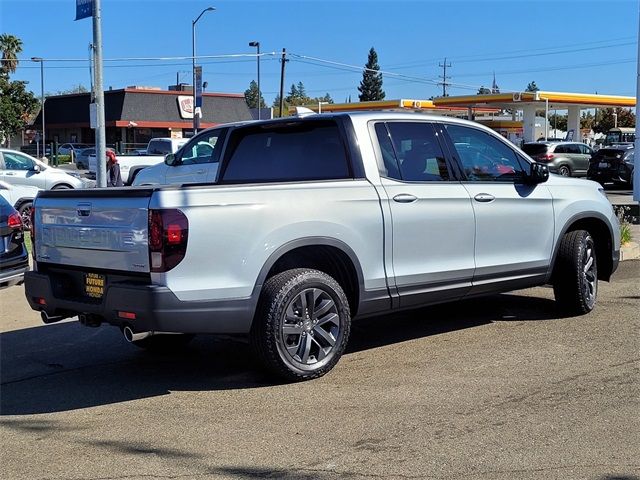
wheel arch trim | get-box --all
[547,211,616,282]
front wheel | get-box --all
[553,230,597,315]
[251,268,351,381]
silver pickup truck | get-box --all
[24,112,620,380]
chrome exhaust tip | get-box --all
[123,326,152,343]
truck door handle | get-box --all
[393,193,418,203]
[474,193,495,203]
[196,169,205,174]
[5,172,15,176]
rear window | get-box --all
[594,149,627,160]
[522,144,548,156]
[147,140,172,155]
[221,121,350,183]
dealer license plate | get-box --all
[598,162,609,168]
[84,272,105,298]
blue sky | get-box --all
[1,0,637,104]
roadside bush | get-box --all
[615,206,633,245]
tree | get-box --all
[0,34,23,77]
[296,81,306,100]
[358,47,385,102]
[244,80,266,109]
[285,82,311,106]
[55,84,89,95]
[594,107,636,133]
[0,77,39,145]
[548,113,568,132]
[477,86,491,95]
[525,81,539,92]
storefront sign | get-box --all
[177,96,193,119]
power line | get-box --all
[386,37,636,69]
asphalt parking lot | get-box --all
[1,261,638,480]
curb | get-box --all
[620,242,640,261]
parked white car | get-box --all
[0,180,39,227]
[89,138,188,185]
[0,148,85,190]
[133,130,226,185]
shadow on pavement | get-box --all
[1,292,567,415]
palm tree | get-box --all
[0,34,23,77]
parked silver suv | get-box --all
[522,141,594,177]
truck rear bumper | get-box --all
[24,271,255,334]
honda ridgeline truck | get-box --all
[24,113,620,380]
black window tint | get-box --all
[382,122,449,181]
[554,145,566,153]
[579,144,592,155]
[222,122,349,183]
[445,124,526,182]
[374,123,401,179]
[147,140,172,155]
[566,144,582,154]
[522,143,548,156]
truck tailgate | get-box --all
[35,189,152,272]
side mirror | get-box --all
[31,164,41,173]
[526,162,549,184]
[164,153,178,166]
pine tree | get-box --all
[525,81,539,92]
[358,47,385,102]
[296,81,306,99]
[244,80,265,109]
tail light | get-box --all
[148,209,189,273]
[7,212,22,230]
[538,153,555,162]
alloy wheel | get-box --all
[280,287,341,367]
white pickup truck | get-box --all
[24,112,620,380]
[89,138,187,184]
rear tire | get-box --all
[251,268,351,381]
[52,184,72,190]
[552,229,597,315]
[557,165,571,177]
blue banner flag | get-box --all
[75,0,93,20]
[195,66,203,108]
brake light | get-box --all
[148,209,189,273]
[539,153,555,161]
[7,212,22,230]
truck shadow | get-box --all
[1,292,566,415]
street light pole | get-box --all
[31,57,45,158]
[192,6,215,135]
[249,41,260,120]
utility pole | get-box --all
[635,1,640,201]
[278,48,288,117]
[438,57,452,97]
[93,0,107,187]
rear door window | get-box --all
[221,121,350,183]
[374,122,450,181]
[565,144,582,155]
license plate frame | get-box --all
[84,272,105,299]
[598,162,609,169]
